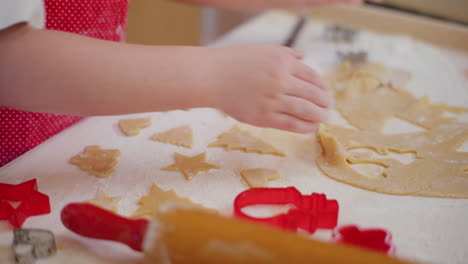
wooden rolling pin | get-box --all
[61,203,414,264]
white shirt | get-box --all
[0,0,45,30]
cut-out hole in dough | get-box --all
[443,111,468,123]
[381,117,427,134]
[241,204,296,218]
[348,147,380,157]
[458,141,468,152]
[348,162,387,179]
[348,148,417,165]
[387,150,417,165]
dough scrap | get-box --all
[132,184,215,218]
[335,71,455,131]
[240,169,280,188]
[70,145,120,178]
[85,190,122,213]
[150,125,193,148]
[119,117,151,136]
[318,62,468,198]
[317,124,468,198]
[209,126,285,156]
[325,61,411,91]
[161,152,220,180]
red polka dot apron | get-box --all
[0,0,129,167]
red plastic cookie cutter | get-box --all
[0,179,51,227]
[234,187,339,233]
[333,225,394,254]
[0,178,38,201]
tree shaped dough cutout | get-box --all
[240,168,280,188]
[318,62,468,198]
[209,126,285,156]
[119,117,151,136]
[132,184,215,218]
[151,125,193,149]
[85,190,122,213]
[70,145,120,178]
[161,152,220,180]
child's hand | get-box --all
[204,45,332,133]
[266,0,372,9]
[185,0,380,10]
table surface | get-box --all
[1,11,467,264]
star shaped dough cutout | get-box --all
[85,190,122,213]
[161,152,220,180]
[70,145,120,178]
[209,126,285,156]
[132,184,215,218]
[119,117,151,136]
[150,125,193,148]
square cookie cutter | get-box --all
[12,228,56,264]
[324,24,359,43]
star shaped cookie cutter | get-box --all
[12,228,57,264]
[0,179,51,227]
[233,187,339,233]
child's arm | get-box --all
[0,24,330,133]
[176,0,367,10]
[0,24,211,115]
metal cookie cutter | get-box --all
[12,228,56,264]
[324,24,358,43]
[337,50,368,66]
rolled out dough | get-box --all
[335,73,460,131]
[318,124,468,198]
[318,62,468,198]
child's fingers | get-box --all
[278,95,329,123]
[292,62,329,90]
[286,78,333,108]
[270,112,319,133]
[281,47,304,59]
[303,0,362,7]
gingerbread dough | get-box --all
[209,126,285,156]
[85,190,122,213]
[69,145,120,178]
[119,117,151,136]
[161,152,220,180]
[150,125,193,148]
[318,62,468,198]
[240,169,280,188]
[132,184,214,217]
